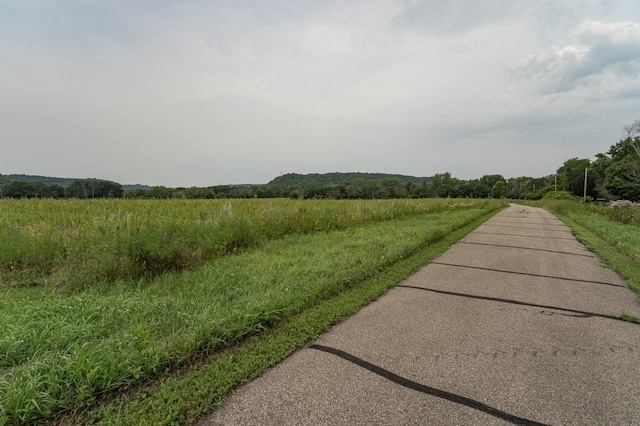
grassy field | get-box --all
[1,198,463,291]
[0,198,505,424]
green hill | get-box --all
[1,174,151,190]
[267,172,431,188]
[4,174,76,187]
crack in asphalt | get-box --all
[309,344,549,426]
[396,285,623,322]
[429,262,625,288]
[481,224,573,232]
[458,241,595,258]
[498,213,555,217]
[490,221,568,227]
[494,216,564,223]
[471,231,577,240]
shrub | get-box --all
[543,191,576,200]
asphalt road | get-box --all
[199,204,640,425]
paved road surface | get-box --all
[200,204,640,425]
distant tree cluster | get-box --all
[125,185,261,199]
[0,179,122,199]
[1,181,65,198]
[2,121,638,201]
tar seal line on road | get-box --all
[309,344,549,426]
[458,241,596,258]
[396,285,625,322]
[430,261,625,288]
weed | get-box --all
[620,312,640,324]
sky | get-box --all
[2,0,640,187]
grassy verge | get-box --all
[539,201,640,297]
[1,201,505,424]
[74,207,504,425]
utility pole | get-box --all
[583,168,588,203]
[555,175,557,192]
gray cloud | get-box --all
[389,0,514,34]
[510,19,640,94]
[1,1,640,186]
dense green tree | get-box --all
[506,176,548,199]
[288,188,304,199]
[429,172,463,198]
[299,184,322,199]
[255,185,284,198]
[4,181,40,198]
[460,179,481,198]
[183,186,214,199]
[590,153,612,199]
[43,184,65,198]
[609,137,638,162]
[603,156,640,200]
[209,185,231,198]
[478,175,505,198]
[343,179,366,199]
[556,158,595,198]
[2,181,64,198]
[147,186,172,199]
[376,179,404,198]
[124,188,149,199]
[589,134,640,201]
[66,179,123,198]
[490,180,508,198]
[229,187,256,198]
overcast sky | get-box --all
[2,1,640,187]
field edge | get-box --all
[545,208,640,299]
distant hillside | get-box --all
[4,174,77,187]
[1,174,151,190]
[267,172,431,188]
[122,183,153,190]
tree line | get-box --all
[2,121,638,201]
[556,120,640,201]
[0,172,551,200]
[0,179,123,199]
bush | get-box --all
[543,191,576,200]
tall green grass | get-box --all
[0,199,504,424]
[598,203,640,226]
[539,200,640,297]
[1,198,479,291]
[546,201,640,262]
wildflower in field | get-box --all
[609,200,638,207]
